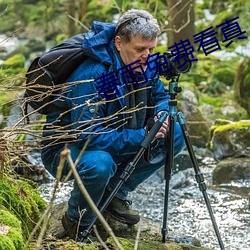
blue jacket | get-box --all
[44,21,170,156]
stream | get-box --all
[38,155,250,250]
[1,33,249,250]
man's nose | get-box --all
[142,49,150,59]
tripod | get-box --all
[161,77,225,249]
[82,77,225,249]
[81,110,168,241]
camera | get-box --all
[158,52,192,80]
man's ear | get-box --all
[115,36,122,51]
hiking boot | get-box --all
[61,213,97,243]
[105,196,140,225]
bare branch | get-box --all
[68,14,90,32]
[63,148,124,250]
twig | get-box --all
[22,154,65,249]
[134,220,142,250]
[61,148,124,250]
[68,14,90,31]
[93,225,110,250]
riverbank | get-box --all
[38,156,250,250]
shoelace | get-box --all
[123,199,132,209]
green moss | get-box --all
[0,91,17,108]
[213,67,235,86]
[7,228,24,249]
[209,120,250,151]
[199,95,224,107]
[0,235,16,250]
[235,57,250,116]
[106,237,207,250]
[0,54,26,86]
[0,209,21,229]
[1,54,25,69]
[213,120,250,133]
[0,209,24,249]
[0,175,47,239]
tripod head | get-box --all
[168,77,182,99]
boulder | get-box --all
[42,201,212,250]
[213,157,250,184]
[179,100,211,148]
[209,120,250,160]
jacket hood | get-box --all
[82,21,116,65]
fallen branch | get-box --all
[62,148,124,250]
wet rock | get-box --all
[179,100,211,148]
[213,157,250,184]
[45,202,210,250]
[170,168,193,189]
[12,150,51,183]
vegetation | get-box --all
[0,0,249,119]
[0,0,249,248]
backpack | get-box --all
[24,34,87,115]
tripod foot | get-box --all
[161,227,168,243]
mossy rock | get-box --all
[28,237,211,250]
[106,237,211,250]
[0,209,24,250]
[209,120,250,160]
[0,174,47,239]
[43,202,211,250]
[199,92,248,122]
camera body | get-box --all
[158,52,192,80]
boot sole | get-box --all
[105,210,140,225]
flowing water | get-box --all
[38,156,250,250]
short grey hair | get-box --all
[115,9,160,43]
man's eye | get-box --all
[136,48,144,52]
[149,48,154,54]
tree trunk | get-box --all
[78,0,88,20]
[167,0,195,48]
[67,0,76,36]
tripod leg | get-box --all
[81,112,168,240]
[162,114,175,243]
[177,112,225,250]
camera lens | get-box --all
[171,54,192,74]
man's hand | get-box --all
[154,111,169,139]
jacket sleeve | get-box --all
[151,78,170,115]
[66,61,146,156]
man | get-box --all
[41,9,185,241]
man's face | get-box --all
[115,35,157,73]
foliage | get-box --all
[185,52,239,95]
[235,57,250,115]
[0,174,47,238]
[0,209,24,250]
[198,90,248,122]
[213,67,235,86]
[0,54,26,88]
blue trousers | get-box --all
[41,123,185,226]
